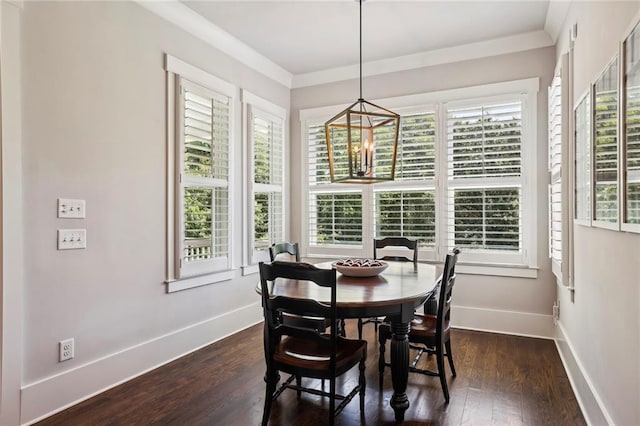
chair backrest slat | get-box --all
[373,237,418,264]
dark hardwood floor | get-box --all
[37,321,585,426]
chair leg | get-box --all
[445,339,456,376]
[340,319,346,337]
[262,369,277,426]
[436,345,450,403]
[357,318,364,340]
[296,375,302,399]
[378,334,386,390]
[374,320,379,334]
[359,356,366,414]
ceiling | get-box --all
[181,0,558,79]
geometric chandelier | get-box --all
[324,0,400,184]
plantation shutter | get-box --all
[548,71,563,278]
[307,123,363,248]
[251,107,285,261]
[446,100,523,261]
[308,123,332,186]
[179,78,230,277]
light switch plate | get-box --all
[57,229,87,250]
[58,198,86,218]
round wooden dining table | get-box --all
[264,260,439,422]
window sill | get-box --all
[455,264,538,279]
[305,254,538,279]
[242,264,259,276]
[165,270,235,293]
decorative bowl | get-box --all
[332,258,388,277]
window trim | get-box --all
[241,90,288,275]
[299,78,539,275]
[165,54,238,292]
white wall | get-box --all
[554,3,640,425]
[12,1,289,423]
[290,46,558,338]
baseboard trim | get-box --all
[452,304,554,339]
[554,322,613,426]
[20,302,263,425]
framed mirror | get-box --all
[592,56,619,228]
[575,91,591,225]
[623,21,640,231]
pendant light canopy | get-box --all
[324,0,400,184]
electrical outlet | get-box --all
[552,301,560,322]
[58,198,86,219]
[57,229,87,250]
[59,338,74,362]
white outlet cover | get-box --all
[59,338,74,362]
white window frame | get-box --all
[165,54,237,292]
[300,79,539,278]
[242,90,287,275]
[443,93,532,267]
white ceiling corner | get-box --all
[544,0,572,43]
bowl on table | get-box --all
[332,258,388,277]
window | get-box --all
[301,79,538,275]
[374,110,437,256]
[445,99,527,265]
[243,91,287,267]
[165,55,237,292]
[593,57,619,228]
[624,22,640,231]
[575,92,591,225]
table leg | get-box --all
[389,319,410,422]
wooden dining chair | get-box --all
[373,236,419,263]
[357,237,419,339]
[377,247,460,403]
[268,242,330,333]
[259,261,367,426]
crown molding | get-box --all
[137,0,555,91]
[292,30,554,88]
[135,0,293,88]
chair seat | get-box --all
[274,335,367,376]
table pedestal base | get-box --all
[389,320,410,422]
